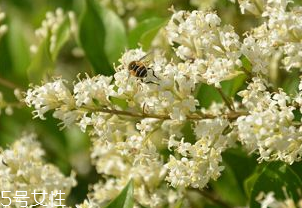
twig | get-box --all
[0,76,23,90]
[216,88,235,111]
[86,106,247,121]
[189,188,232,208]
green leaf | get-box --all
[102,8,127,64]
[7,16,30,77]
[174,199,183,208]
[27,34,54,84]
[221,74,247,97]
[240,55,252,72]
[129,17,167,49]
[51,16,71,60]
[109,96,128,110]
[249,162,302,208]
[105,179,134,208]
[79,0,113,75]
[195,83,222,108]
[211,162,246,206]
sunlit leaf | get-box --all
[102,8,127,64]
[129,17,167,49]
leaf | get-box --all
[221,74,247,97]
[195,83,222,108]
[51,16,71,60]
[174,199,183,208]
[79,0,113,75]
[109,96,128,110]
[105,179,134,208]
[27,34,54,84]
[211,162,247,206]
[129,17,167,49]
[249,162,302,208]
[7,16,30,78]
[102,8,127,64]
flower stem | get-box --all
[0,76,23,90]
[216,88,235,111]
[87,107,247,121]
[195,189,232,208]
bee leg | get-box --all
[148,68,159,80]
[145,81,159,85]
[142,103,147,115]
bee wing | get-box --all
[138,50,154,62]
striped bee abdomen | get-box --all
[128,61,148,78]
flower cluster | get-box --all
[166,118,235,188]
[166,10,243,87]
[100,0,154,16]
[30,8,76,55]
[231,0,302,72]
[23,3,302,206]
[0,8,7,39]
[236,77,302,164]
[0,133,76,207]
[257,191,302,208]
[89,135,180,208]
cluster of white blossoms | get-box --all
[257,191,302,208]
[0,8,7,39]
[166,10,243,87]
[23,2,302,206]
[0,133,76,207]
[89,135,180,208]
[231,0,302,73]
[166,118,235,188]
[236,77,302,164]
[100,0,154,16]
[30,8,77,55]
[190,0,218,10]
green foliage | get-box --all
[104,179,134,208]
[27,35,54,84]
[79,0,113,75]
[129,17,167,50]
[247,162,302,208]
[79,0,127,75]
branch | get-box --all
[0,76,23,90]
[189,188,232,208]
[86,106,247,121]
[216,88,235,111]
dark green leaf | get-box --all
[105,179,134,208]
[249,162,302,208]
[79,0,113,75]
[195,83,222,108]
[211,162,246,206]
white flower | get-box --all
[166,10,243,87]
[0,133,77,207]
[237,78,302,164]
[165,118,234,189]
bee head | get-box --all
[128,61,137,71]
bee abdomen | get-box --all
[135,65,147,78]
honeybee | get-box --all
[128,52,159,81]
